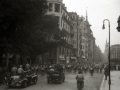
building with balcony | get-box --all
[46,0,74,64]
[85,12,95,63]
[69,12,79,63]
[77,16,88,62]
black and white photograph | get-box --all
[0,0,120,90]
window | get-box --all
[49,3,52,11]
[55,16,59,25]
[55,4,60,12]
[61,19,62,27]
[59,47,61,54]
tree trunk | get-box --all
[6,52,9,67]
[0,47,5,66]
[15,54,18,66]
[0,53,3,66]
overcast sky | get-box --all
[63,0,120,53]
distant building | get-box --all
[103,40,109,63]
[93,45,102,63]
[110,44,120,60]
[85,11,95,63]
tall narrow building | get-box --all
[103,40,109,62]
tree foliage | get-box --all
[0,0,69,64]
[0,0,48,64]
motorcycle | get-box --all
[77,81,84,90]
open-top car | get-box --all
[7,72,38,88]
[47,70,65,84]
[47,64,65,84]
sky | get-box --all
[63,0,120,53]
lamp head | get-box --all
[102,23,105,30]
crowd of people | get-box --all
[0,61,106,85]
[65,62,104,75]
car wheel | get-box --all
[59,79,62,84]
[8,86,12,88]
[63,76,65,82]
[33,78,37,84]
[47,79,50,83]
[22,81,27,88]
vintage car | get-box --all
[47,70,65,84]
[7,72,38,88]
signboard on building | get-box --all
[59,55,65,60]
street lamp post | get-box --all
[102,19,111,90]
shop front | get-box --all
[59,55,66,64]
[70,56,77,64]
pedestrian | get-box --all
[17,65,26,77]
[73,65,77,74]
[35,65,39,75]
[104,65,109,80]
[11,65,17,76]
[99,65,103,73]
[89,66,94,77]
[84,65,87,74]
[116,64,119,70]
[41,66,45,76]
[26,63,30,70]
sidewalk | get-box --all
[101,71,120,90]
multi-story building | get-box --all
[94,45,102,63]
[46,0,73,64]
[85,11,95,63]
[110,44,120,60]
[43,0,97,65]
[69,12,79,63]
[76,11,95,64]
[93,44,98,62]
[78,16,88,62]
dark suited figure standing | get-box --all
[104,65,109,80]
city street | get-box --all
[0,72,104,90]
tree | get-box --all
[0,0,48,65]
[0,0,71,65]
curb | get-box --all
[99,75,105,90]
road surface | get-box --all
[0,72,104,90]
